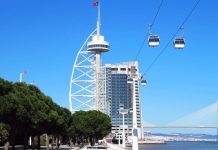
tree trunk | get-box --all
[46,134,49,150]
[37,134,40,150]
[31,135,34,150]
[10,127,16,150]
[3,141,9,150]
[23,133,28,150]
[57,136,60,148]
[89,137,94,146]
[69,138,72,146]
[72,137,76,145]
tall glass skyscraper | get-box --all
[104,61,143,140]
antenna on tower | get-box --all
[97,0,101,36]
[87,0,109,52]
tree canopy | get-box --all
[0,77,111,149]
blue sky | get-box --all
[0,0,218,129]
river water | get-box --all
[139,141,218,150]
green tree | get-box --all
[0,123,10,145]
[0,78,19,150]
[69,110,111,146]
[0,78,70,150]
[0,78,111,149]
[85,111,111,146]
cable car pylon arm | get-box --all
[148,24,152,35]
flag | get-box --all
[31,80,35,85]
[24,70,27,75]
[92,1,98,7]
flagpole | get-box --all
[19,73,23,82]
[20,70,27,83]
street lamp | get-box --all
[131,78,147,150]
[118,106,129,148]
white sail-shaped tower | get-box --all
[69,1,109,113]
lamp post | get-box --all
[118,107,129,148]
[132,78,138,150]
[132,78,146,150]
[118,127,121,146]
[217,101,218,142]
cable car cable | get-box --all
[142,0,201,77]
[134,36,148,61]
[134,0,164,61]
[151,0,164,27]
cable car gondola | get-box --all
[147,24,160,47]
[174,38,185,49]
[174,27,185,49]
[148,35,160,47]
[141,80,147,86]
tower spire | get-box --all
[87,0,109,53]
[97,0,101,36]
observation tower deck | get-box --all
[87,35,109,52]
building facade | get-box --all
[104,61,143,140]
